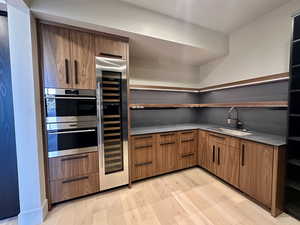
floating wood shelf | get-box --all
[130,101,288,109]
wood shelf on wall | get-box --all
[130,101,288,109]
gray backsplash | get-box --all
[130,80,288,136]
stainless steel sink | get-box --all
[214,128,252,136]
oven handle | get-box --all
[46,96,96,100]
[48,129,96,135]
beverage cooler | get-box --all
[96,56,129,191]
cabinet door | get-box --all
[216,143,240,188]
[178,130,197,169]
[204,137,217,174]
[95,36,128,59]
[131,135,155,181]
[70,30,96,89]
[155,132,178,174]
[198,130,207,166]
[239,140,274,207]
[40,24,72,88]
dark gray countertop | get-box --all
[131,123,286,146]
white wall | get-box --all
[7,3,47,225]
[130,58,201,88]
[199,0,300,88]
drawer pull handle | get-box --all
[61,155,88,161]
[135,161,152,167]
[135,144,153,150]
[213,145,215,162]
[160,133,175,137]
[181,131,194,134]
[62,176,89,184]
[181,138,194,143]
[217,147,220,165]
[210,134,225,139]
[100,53,122,59]
[182,153,195,158]
[160,141,176,145]
[241,144,245,166]
[135,135,152,140]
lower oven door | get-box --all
[47,122,98,158]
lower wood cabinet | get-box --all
[239,140,274,207]
[178,130,198,169]
[156,132,178,174]
[131,130,198,181]
[131,134,155,181]
[49,152,100,203]
[50,173,99,203]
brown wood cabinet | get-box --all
[217,143,240,188]
[239,140,274,207]
[156,132,178,174]
[95,36,128,59]
[178,130,198,169]
[40,24,72,89]
[40,24,96,89]
[49,152,99,181]
[49,152,99,203]
[131,134,156,181]
[50,173,99,203]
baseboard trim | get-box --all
[18,199,48,225]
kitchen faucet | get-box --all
[227,107,243,129]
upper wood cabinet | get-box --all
[70,30,96,89]
[40,24,96,89]
[95,36,128,59]
[239,140,274,207]
[40,24,72,89]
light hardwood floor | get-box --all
[1,168,299,225]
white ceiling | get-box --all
[119,0,291,33]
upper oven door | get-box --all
[45,89,97,123]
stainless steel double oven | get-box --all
[45,89,98,158]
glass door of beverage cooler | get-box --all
[96,56,129,191]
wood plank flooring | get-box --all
[1,168,299,225]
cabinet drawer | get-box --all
[179,130,197,142]
[158,132,177,144]
[49,152,99,181]
[132,134,155,148]
[228,136,240,148]
[132,160,154,181]
[50,173,99,203]
[208,132,226,145]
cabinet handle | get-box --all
[212,145,215,163]
[100,53,122,59]
[182,153,195,158]
[160,133,175,137]
[241,144,245,166]
[62,176,89,184]
[61,155,88,161]
[181,131,193,134]
[135,161,152,167]
[135,144,152,150]
[74,60,79,84]
[135,135,152,140]
[217,147,220,165]
[181,138,194,143]
[210,134,225,139]
[160,141,176,145]
[65,59,69,84]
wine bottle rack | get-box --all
[101,71,123,174]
